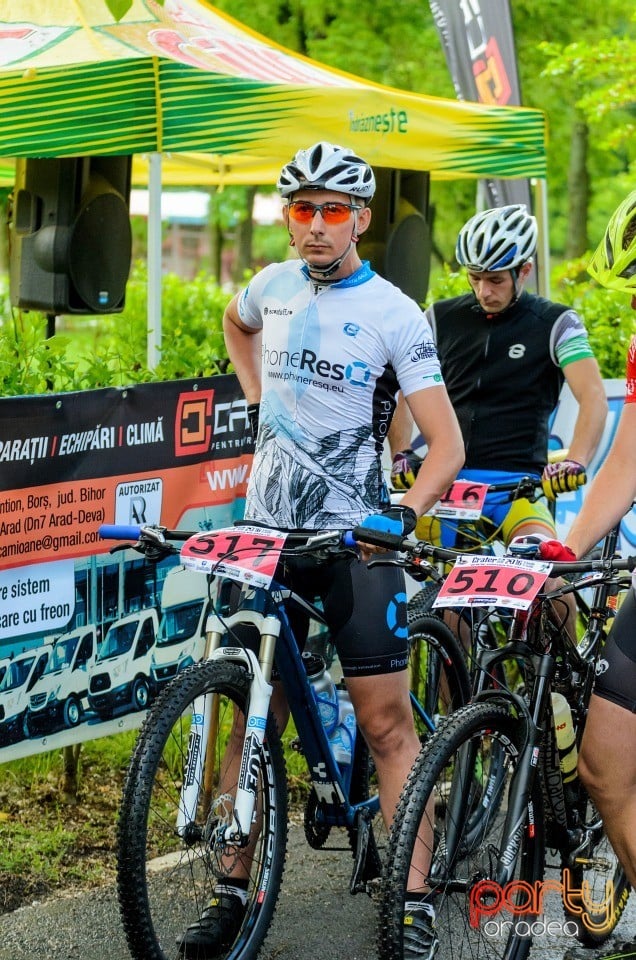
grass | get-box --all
[0,733,137,912]
[0,723,312,915]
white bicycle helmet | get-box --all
[277,142,376,200]
[588,190,636,292]
[456,204,538,272]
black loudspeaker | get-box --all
[359,169,432,304]
[9,155,133,314]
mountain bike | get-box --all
[404,475,599,711]
[377,522,633,960]
[99,521,470,960]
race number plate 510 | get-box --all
[180,526,287,588]
[433,555,552,610]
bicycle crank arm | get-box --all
[349,808,376,895]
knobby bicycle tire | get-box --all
[379,702,545,960]
[407,582,442,622]
[117,660,288,960]
[408,614,471,737]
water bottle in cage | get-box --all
[302,651,339,735]
[330,684,357,769]
[551,691,578,783]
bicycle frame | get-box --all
[178,571,382,850]
[448,521,627,889]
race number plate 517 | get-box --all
[180,526,287,588]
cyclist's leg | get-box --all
[578,587,636,889]
[326,556,430,892]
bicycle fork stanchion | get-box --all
[176,609,279,843]
[494,653,554,889]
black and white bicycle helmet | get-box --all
[456,204,538,272]
[277,142,376,200]
[588,190,636,293]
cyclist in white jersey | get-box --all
[239,252,444,528]
[178,142,463,960]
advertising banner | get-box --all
[0,375,251,760]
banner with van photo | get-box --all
[0,375,251,761]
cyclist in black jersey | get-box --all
[389,203,608,637]
[539,191,636,960]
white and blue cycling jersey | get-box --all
[237,259,442,528]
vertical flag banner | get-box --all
[428,0,534,212]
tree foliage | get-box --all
[215,0,635,261]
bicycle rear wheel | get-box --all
[379,702,545,960]
[408,614,471,738]
[560,789,631,946]
[117,660,288,960]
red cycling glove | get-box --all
[537,540,577,562]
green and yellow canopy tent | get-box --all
[0,0,549,359]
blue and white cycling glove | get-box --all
[360,505,418,537]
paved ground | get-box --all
[0,823,633,960]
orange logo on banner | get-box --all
[473,37,512,105]
[175,390,214,456]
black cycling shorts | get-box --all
[594,586,636,713]
[226,552,409,678]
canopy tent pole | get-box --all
[534,178,550,299]
[147,152,162,370]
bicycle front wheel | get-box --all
[379,702,545,960]
[117,660,288,960]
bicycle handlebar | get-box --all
[98,523,636,584]
[391,475,545,503]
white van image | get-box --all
[151,566,210,691]
[0,645,51,745]
[88,607,159,720]
[26,626,97,735]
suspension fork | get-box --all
[494,653,555,887]
[176,610,280,842]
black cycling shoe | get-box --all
[564,938,636,960]
[178,890,246,958]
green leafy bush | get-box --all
[0,263,233,396]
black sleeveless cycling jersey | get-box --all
[427,290,587,474]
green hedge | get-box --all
[0,263,233,396]
[0,259,633,397]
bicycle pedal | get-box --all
[289,737,303,754]
[365,877,383,902]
